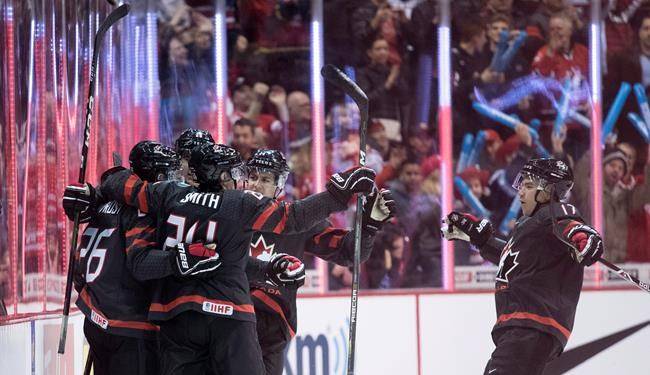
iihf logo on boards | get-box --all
[283,317,349,375]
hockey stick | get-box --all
[57,4,130,355]
[83,351,93,375]
[321,64,369,375]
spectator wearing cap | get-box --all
[367,120,390,159]
[573,146,650,262]
[531,12,588,80]
[479,129,504,173]
[357,36,409,122]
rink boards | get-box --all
[1,289,649,374]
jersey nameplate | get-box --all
[98,201,123,215]
[180,192,221,209]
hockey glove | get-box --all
[326,167,376,204]
[563,222,603,266]
[172,242,221,277]
[62,183,96,223]
[441,211,493,247]
[265,253,306,287]
[362,188,396,234]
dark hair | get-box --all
[457,17,485,42]
[487,12,511,27]
[233,118,256,131]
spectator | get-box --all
[231,118,257,161]
[402,206,442,288]
[388,158,424,234]
[573,146,650,262]
[364,223,406,289]
[484,13,530,80]
[367,121,391,159]
[357,37,409,122]
[452,16,498,147]
[287,91,312,142]
[527,0,584,41]
[407,127,435,163]
[606,14,650,142]
[479,129,504,173]
[352,0,409,66]
[531,12,588,80]
[604,1,646,56]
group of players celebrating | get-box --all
[62,128,606,375]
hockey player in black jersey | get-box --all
[239,149,395,375]
[62,140,180,375]
[84,142,376,375]
[442,158,604,375]
[174,128,214,186]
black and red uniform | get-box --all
[74,200,159,375]
[99,169,347,375]
[478,202,585,374]
[249,222,374,374]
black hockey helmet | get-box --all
[129,140,181,182]
[189,143,245,192]
[174,129,215,159]
[247,149,290,187]
[512,158,574,201]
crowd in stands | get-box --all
[156,0,650,290]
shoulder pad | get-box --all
[535,203,583,223]
[100,166,128,183]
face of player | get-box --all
[604,159,625,187]
[640,19,650,52]
[179,158,199,187]
[487,21,510,45]
[247,170,278,198]
[219,171,237,190]
[518,177,549,216]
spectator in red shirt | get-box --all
[532,12,588,80]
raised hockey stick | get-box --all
[58,4,130,355]
[321,64,369,375]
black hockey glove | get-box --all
[326,167,376,205]
[62,183,96,223]
[265,253,305,288]
[563,222,603,266]
[441,211,493,247]
[172,242,221,277]
[362,188,396,234]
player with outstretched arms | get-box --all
[61,141,180,375]
[243,149,395,375]
[65,142,376,375]
[442,158,604,375]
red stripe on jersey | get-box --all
[149,295,255,314]
[251,289,295,338]
[328,234,344,249]
[127,239,158,253]
[124,175,139,204]
[272,205,290,234]
[137,181,149,212]
[496,312,571,339]
[125,226,155,238]
[80,288,159,331]
[313,227,339,246]
[253,201,280,231]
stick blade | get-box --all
[320,64,368,104]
